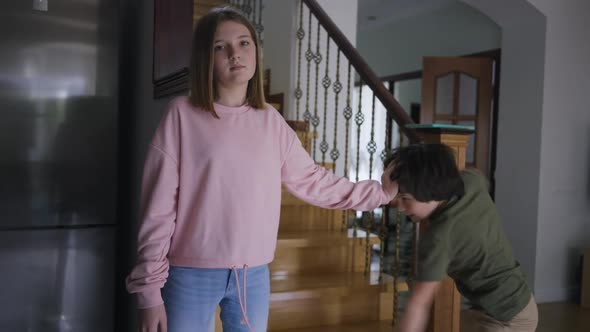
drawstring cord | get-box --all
[231,264,254,332]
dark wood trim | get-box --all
[382,70,422,83]
[356,70,422,86]
[152,0,193,99]
[268,93,285,115]
[153,69,189,99]
[410,103,421,123]
[286,120,309,132]
[465,49,501,198]
[452,72,460,117]
[302,0,419,143]
[464,49,501,59]
[263,69,271,97]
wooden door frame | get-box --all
[421,56,493,175]
[370,49,501,197]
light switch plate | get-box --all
[33,0,48,12]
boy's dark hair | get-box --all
[384,143,465,202]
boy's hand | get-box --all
[381,164,399,200]
[398,280,440,332]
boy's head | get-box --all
[384,143,465,222]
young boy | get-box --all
[384,143,537,332]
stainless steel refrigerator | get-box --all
[0,0,119,330]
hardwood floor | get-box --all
[537,302,590,332]
[282,301,590,331]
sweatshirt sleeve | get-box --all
[125,104,181,309]
[280,128,394,211]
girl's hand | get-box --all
[381,164,399,201]
[139,304,167,332]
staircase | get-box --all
[266,60,407,328]
[267,181,408,331]
[208,76,407,330]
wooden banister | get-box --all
[302,0,420,143]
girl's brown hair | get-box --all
[188,6,266,117]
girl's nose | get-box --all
[228,47,239,60]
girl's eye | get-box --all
[214,45,225,51]
[240,40,250,46]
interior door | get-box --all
[421,56,493,175]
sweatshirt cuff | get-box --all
[137,288,164,309]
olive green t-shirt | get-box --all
[415,170,531,322]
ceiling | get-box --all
[357,0,457,31]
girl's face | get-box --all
[212,20,257,91]
[392,193,440,222]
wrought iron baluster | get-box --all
[251,0,257,26]
[320,37,331,166]
[364,92,378,275]
[367,92,377,179]
[243,0,253,20]
[303,8,312,124]
[294,0,305,121]
[312,20,322,161]
[330,49,342,173]
[341,61,352,231]
[353,81,364,238]
[379,105,393,281]
[256,0,264,46]
[363,211,373,275]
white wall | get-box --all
[527,0,590,302]
[394,79,421,117]
[357,2,501,75]
[461,0,590,302]
[262,0,297,102]
[461,0,546,296]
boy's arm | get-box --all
[398,280,442,332]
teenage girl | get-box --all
[126,7,397,332]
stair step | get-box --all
[286,120,309,132]
[267,272,407,331]
[213,273,407,332]
[270,271,408,296]
[277,229,378,248]
[275,320,397,332]
[279,205,345,232]
[272,229,381,276]
[270,102,282,111]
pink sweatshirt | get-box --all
[126,96,393,308]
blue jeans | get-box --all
[162,264,270,332]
